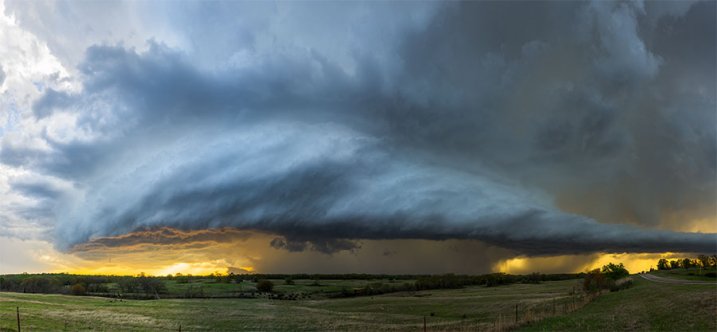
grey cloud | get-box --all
[2,1,715,257]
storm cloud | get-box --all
[1,1,715,259]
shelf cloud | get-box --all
[0,0,715,266]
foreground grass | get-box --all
[0,279,580,331]
[519,276,716,331]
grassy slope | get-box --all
[0,279,581,331]
[650,267,717,281]
[519,276,717,332]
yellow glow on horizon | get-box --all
[14,226,707,277]
[495,252,693,275]
[240,266,255,273]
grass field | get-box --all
[0,279,582,331]
[649,267,717,282]
[0,275,714,331]
[519,276,716,331]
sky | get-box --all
[0,0,715,276]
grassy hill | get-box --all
[519,275,716,331]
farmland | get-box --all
[0,273,714,331]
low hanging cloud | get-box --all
[0,0,715,258]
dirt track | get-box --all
[639,273,717,285]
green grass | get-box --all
[0,279,582,331]
[1,276,713,331]
[518,276,717,331]
[650,268,717,281]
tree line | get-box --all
[0,272,583,300]
[655,255,717,271]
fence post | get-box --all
[178,324,182,332]
[515,304,518,323]
[16,306,21,332]
[423,315,426,332]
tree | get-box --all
[697,255,710,268]
[256,279,274,292]
[669,260,680,269]
[657,258,670,270]
[682,258,693,269]
[601,263,629,280]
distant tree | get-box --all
[257,279,274,292]
[21,276,60,293]
[523,272,542,284]
[285,277,295,285]
[71,283,86,296]
[601,263,629,280]
[697,255,710,268]
[657,259,670,270]
[682,258,693,269]
[669,260,680,269]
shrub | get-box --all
[256,279,274,292]
[583,269,609,292]
[71,283,87,296]
[609,278,633,292]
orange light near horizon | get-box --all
[494,252,696,275]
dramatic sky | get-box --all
[0,0,715,275]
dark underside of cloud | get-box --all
[2,1,716,256]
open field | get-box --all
[0,274,714,331]
[0,279,584,331]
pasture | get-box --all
[0,274,713,331]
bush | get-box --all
[285,278,294,285]
[256,279,274,292]
[583,269,609,292]
[609,278,633,292]
[71,283,86,296]
[705,272,716,278]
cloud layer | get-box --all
[0,1,715,260]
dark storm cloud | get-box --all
[3,1,715,256]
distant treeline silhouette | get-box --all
[655,255,717,271]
